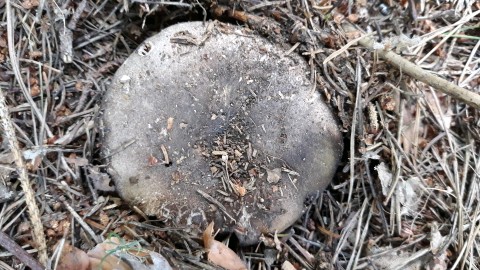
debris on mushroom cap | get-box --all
[102,21,343,245]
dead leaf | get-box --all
[167,117,174,131]
[347,13,359,23]
[0,152,14,164]
[203,222,247,270]
[21,0,39,9]
[58,237,173,270]
[99,211,110,226]
[427,253,448,270]
[429,223,446,255]
[381,94,396,111]
[375,162,392,196]
[367,247,425,270]
[65,156,89,167]
[56,243,90,270]
[396,177,423,216]
[266,168,282,184]
[232,183,246,197]
[281,261,297,270]
[88,166,115,192]
[87,237,132,270]
[148,154,159,166]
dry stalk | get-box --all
[0,87,48,265]
[341,23,480,110]
[0,231,44,270]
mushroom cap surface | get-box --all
[102,21,343,244]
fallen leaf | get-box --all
[148,154,159,166]
[281,261,296,270]
[367,247,425,270]
[87,237,132,270]
[429,223,446,255]
[56,243,90,270]
[375,162,392,196]
[167,117,174,131]
[21,0,39,9]
[428,253,448,270]
[88,166,115,192]
[347,13,359,23]
[232,183,246,197]
[396,177,423,216]
[57,236,173,270]
[203,222,247,270]
[65,156,89,167]
[266,168,282,184]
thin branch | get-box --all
[0,231,43,270]
[342,23,480,110]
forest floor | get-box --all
[0,0,479,269]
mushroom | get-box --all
[102,21,343,244]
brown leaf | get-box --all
[232,183,246,197]
[203,222,247,270]
[347,14,359,23]
[203,222,215,249]
[56,243,90,270]
[167,117,174,131]
[99,211,110,226]
[148,154,159,166]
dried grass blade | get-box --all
[0,86,47,265]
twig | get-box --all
[247,0,286,11]
[0,86,48,265]
[61,198,102,244]
[347,57,362,210]
[287,237,315,263]
[197,190,236,223]
[342,23,480,109]
[283,243,313,269]
[323,33,373,65]
[459,39,480,87]
[0,231,44,270]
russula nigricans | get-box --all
[102,21,343,245]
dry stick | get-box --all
[342,24,480,110]
[0,87,48,266]
[0,231,44,270]
[61,198,102,244]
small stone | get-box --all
[102,21,343,245]
[266,168,282,184]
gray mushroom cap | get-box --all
[102,21,343,245]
